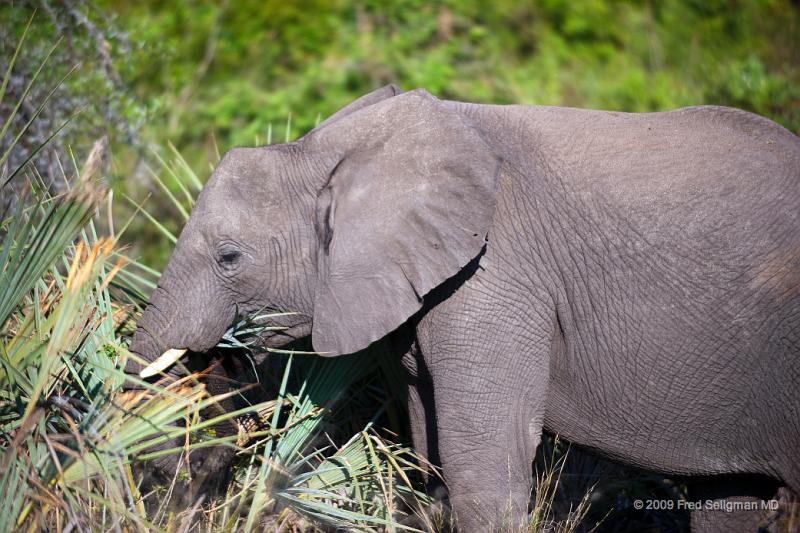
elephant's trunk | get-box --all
[126,287,192,380]
[126,317,165,378]
[126,256,235,381]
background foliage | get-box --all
[101,0,800,144]
[3,0,799,265]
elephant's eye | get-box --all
[217,249,242,268]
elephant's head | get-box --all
[128,87,500,379]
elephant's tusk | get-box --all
[139,348,187,378]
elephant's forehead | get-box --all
[205,166,284,208]
[190,193,258,237]
[182,174,290,247]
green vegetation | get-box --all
[99,0,800,147]
[3,0,799,265]
[1,1,799,531]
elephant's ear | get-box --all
[315,84,403,129]
[310,89,500,355]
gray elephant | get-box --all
[128,85,799,532]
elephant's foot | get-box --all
[448,489,529,532]
[432,413,538,532]
[436,432,535,531]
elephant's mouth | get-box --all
[252,322,312,348]
[136,321,313,378]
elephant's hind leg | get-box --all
[688,475,783,533]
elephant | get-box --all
[127,85,800,532]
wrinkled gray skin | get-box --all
[129,86,800,532]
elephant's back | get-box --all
[524,103,797,216]
[453,100,800,247]
[513,104,800,288]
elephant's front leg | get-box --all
[416,288,555,531]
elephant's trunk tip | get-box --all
[140,348,187,378]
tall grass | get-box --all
[0,166,432,531]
